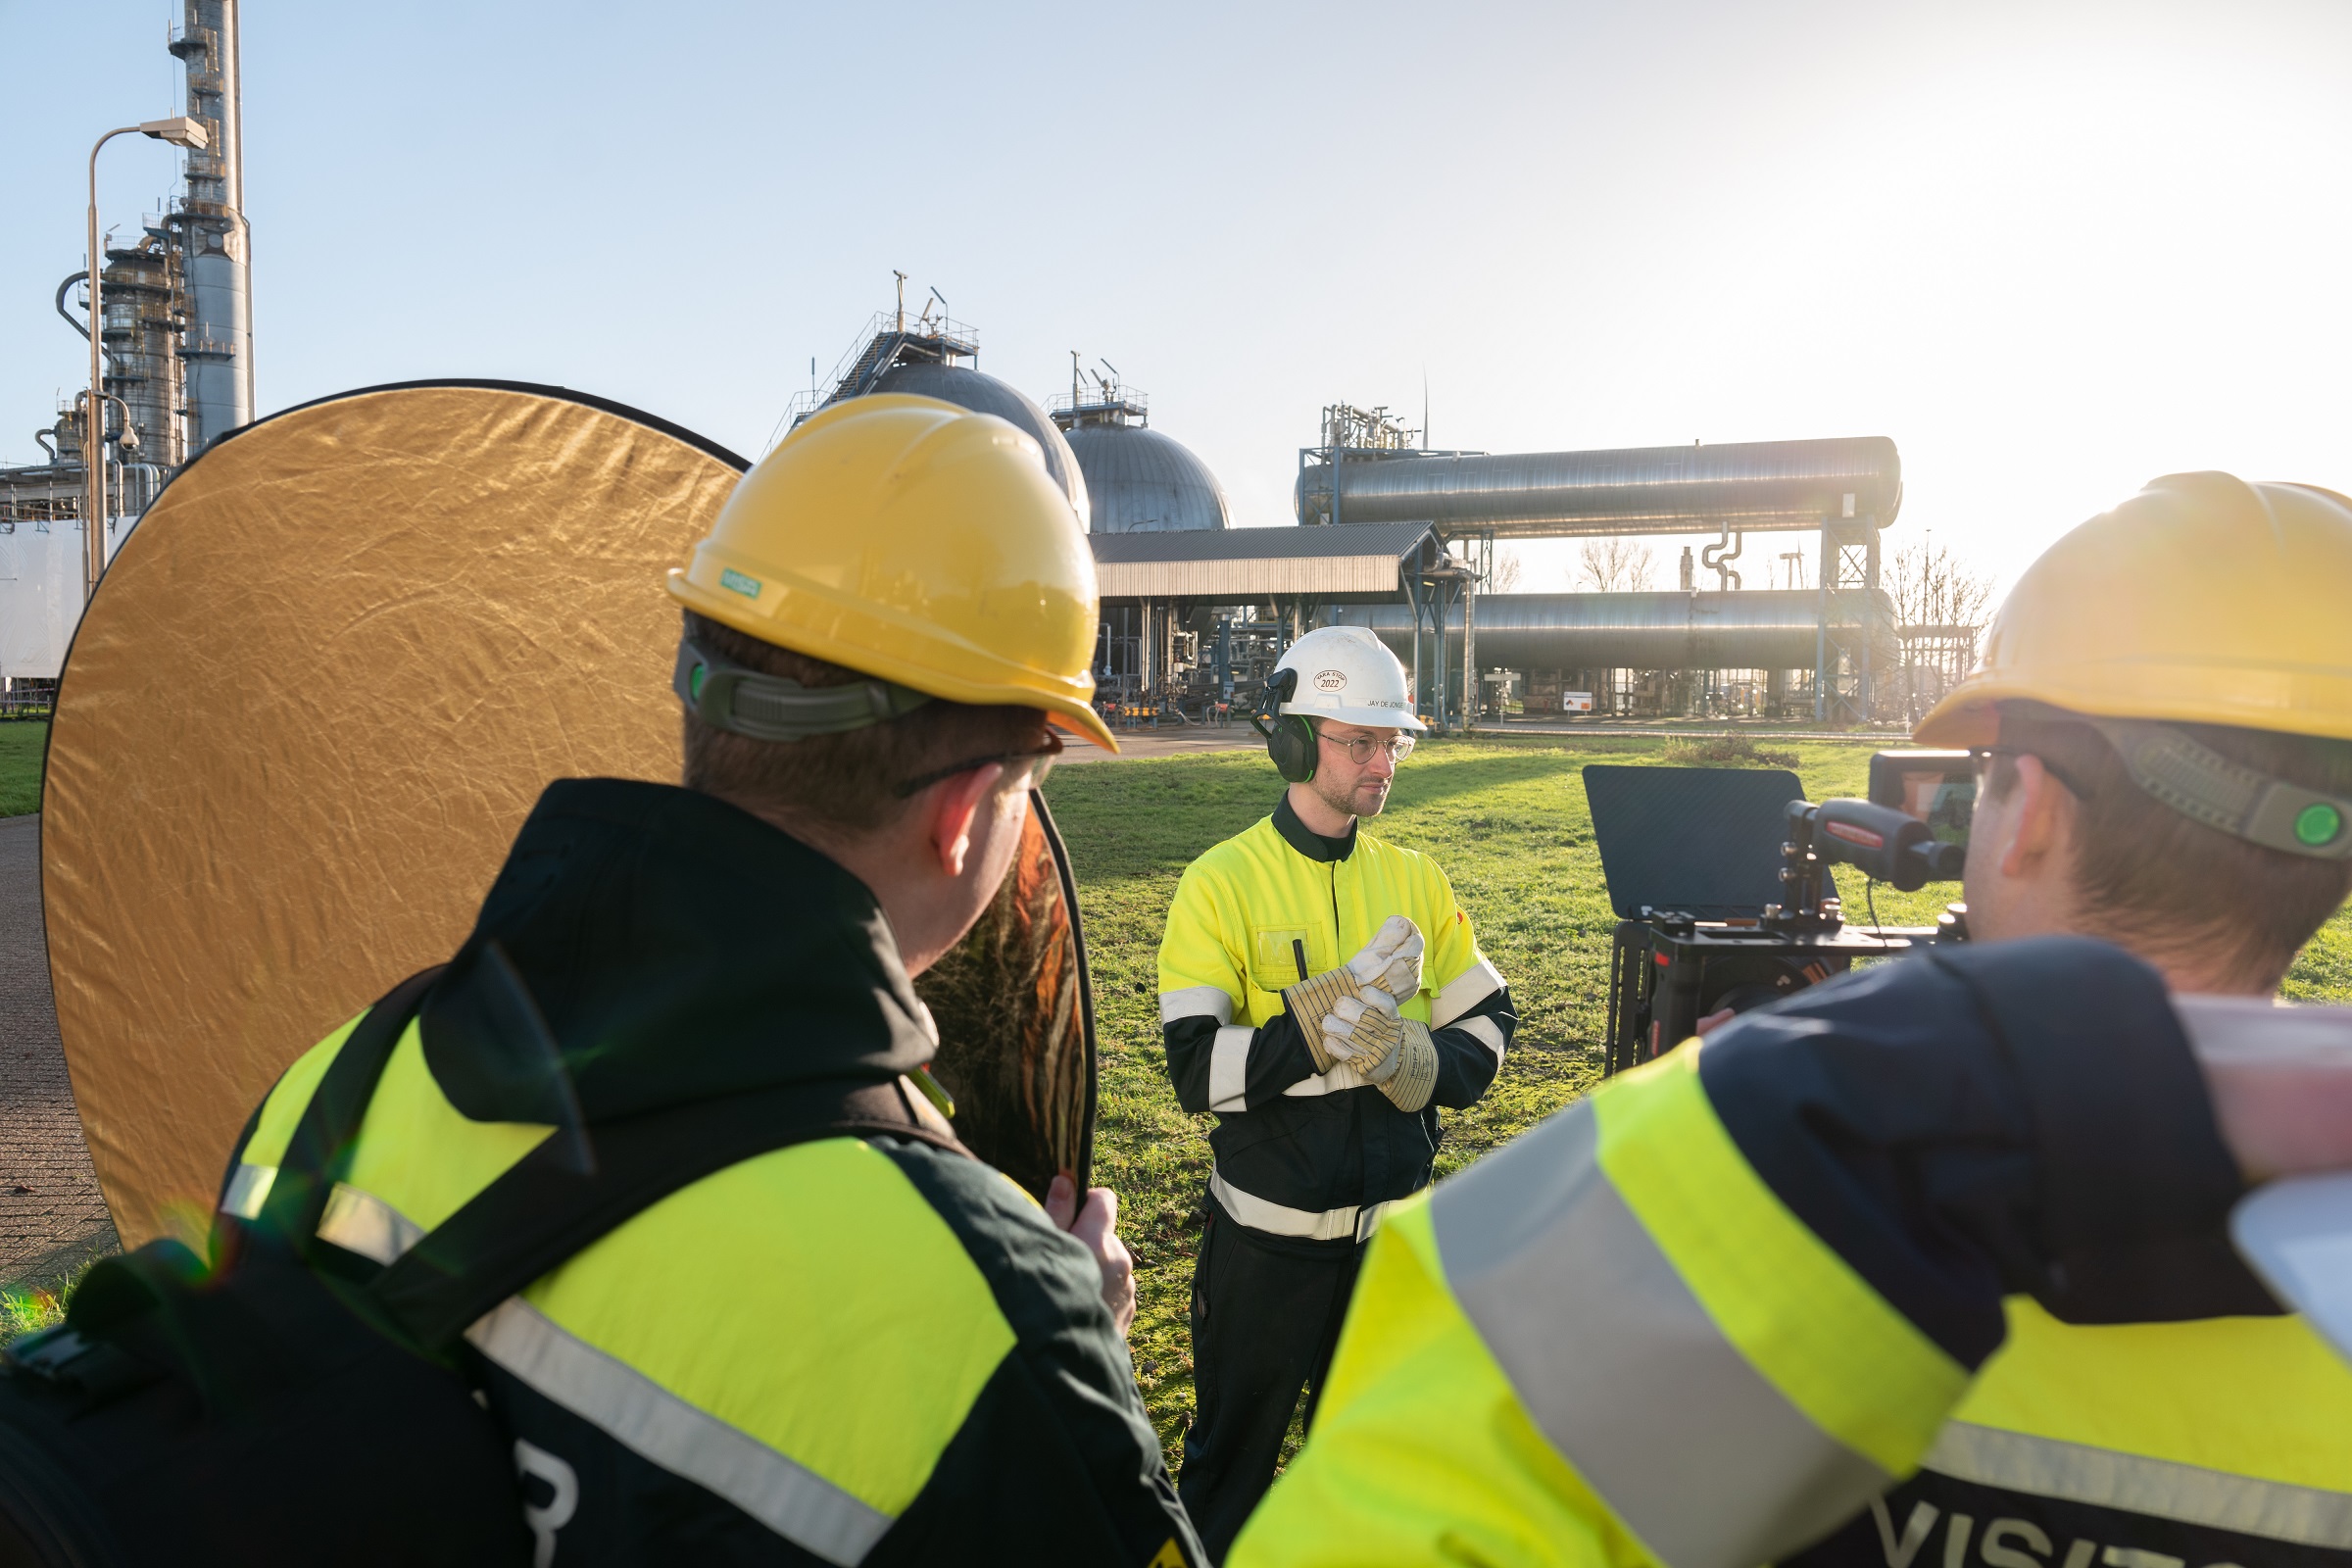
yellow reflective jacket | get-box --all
[1785,1299,2352,1568]
[220,780,1200,1568]
[1233,939,2312,1568]
[1157,796,1514,1237]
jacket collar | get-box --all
[420,778,934,1125]
[1273,792,1358,863]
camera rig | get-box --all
[1591,755,1975,1076]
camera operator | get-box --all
[1226,473,2352,1568]
[1776,474,2352,1568]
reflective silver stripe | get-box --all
[1210,1168,1404,1244]
[470,1296,894,1566]
[1923,1420,2352,1549]
[220,1161,276,1220]
[1430,1102,1887,1568]
[1432,956,1503,1028]
[1454,1013,1506,1065]
[1281,1059,1369,1098]
[316,1182,426,1264]
[1160,985,1234,1027]
[1208,1025,1254,1112]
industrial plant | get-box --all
[1,2,1945,731]
[781,304,1919,730]
[0,2,250,693]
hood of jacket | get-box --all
[419,777,935,1125]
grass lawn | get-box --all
[0,723,44,816]
[1043,733,2352,1463]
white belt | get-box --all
[1209,1169,1416,1244]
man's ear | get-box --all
[925,762,1006,878]
[1999,754,2073,879]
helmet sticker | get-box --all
[1314,669,1348,692]
[719,567,762,600]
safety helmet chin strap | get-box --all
[674,637,932,744]
[2087,716,2352,860]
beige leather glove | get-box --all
[1378,1021,1440,1114]
[1287,916,1427,1072]
[1286,965,1366,1073]
[1323,1001,1439,1113]
[1323,992,1403,1079]
[1354,915,1425,1004]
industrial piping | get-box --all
[1329,590,1888,673]
[1296,435,1901,537]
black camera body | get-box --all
[1588,753,1974,1076]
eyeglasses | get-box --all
[894,731,1064,799]
[1320,732,1416,765]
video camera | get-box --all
[1589,751,1977,1075]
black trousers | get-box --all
[1177,1198,1364,1563]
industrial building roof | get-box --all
[1090,521,1438,602]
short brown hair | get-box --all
[1987,701,2352,987]
[678,610,1047,835]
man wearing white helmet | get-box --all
[1156,624,1516,1557]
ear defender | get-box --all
[1250,668,1318,783]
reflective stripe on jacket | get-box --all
[1788,1298,2352,1568]
[1232,937,2272,1568]
[221,779,1198,1568]
[1157,795,1514,1226]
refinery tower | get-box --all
[1,0,252,687]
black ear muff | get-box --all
[1270,715,1317,783]
[1250,670,1317,783]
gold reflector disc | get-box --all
[43,383,741,1246]
[44,380,1099,1248]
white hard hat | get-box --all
[1275,626,1426,732]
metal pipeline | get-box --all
[55,273,89,341]
[1329,589,1892,672]
[1701,526,1743,590]
[1296,436,1900,537]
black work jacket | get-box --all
[269,779,1200,1566]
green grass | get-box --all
[0,1261,90,1348]
[0,723,44,816]
[1045,734,2352,1463]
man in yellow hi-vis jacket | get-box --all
[1231,474,2352,1568]
[1158,626,1515,1557]
[218,396,1203,1566]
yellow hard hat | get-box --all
[1915,472,2352,750]
[669,393,1117,752]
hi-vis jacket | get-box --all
[1228,938,2319,1568]
[1157,797,1516,1244]
[220,780,1200,1568]
[1789,1278,2352,1568]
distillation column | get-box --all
[171,0,252,452]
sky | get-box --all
[4,0,2349,601]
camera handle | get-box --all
[1769,798,1966,931]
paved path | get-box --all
[0,815,117,1290]
[1063,727,1261,762]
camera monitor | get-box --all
[1867,750,1977,845]
[1582,764,1829,920]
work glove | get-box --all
[1286,916,1426,1073]
[1323,992,1404,1079]
[1323,998,1441,1114]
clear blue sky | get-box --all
[5,1,2349,595]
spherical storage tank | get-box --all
[867,362,1091,526]
[1062,420,1231,533]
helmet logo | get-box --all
[719,567,762,599]
[1313,669,1348,692]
